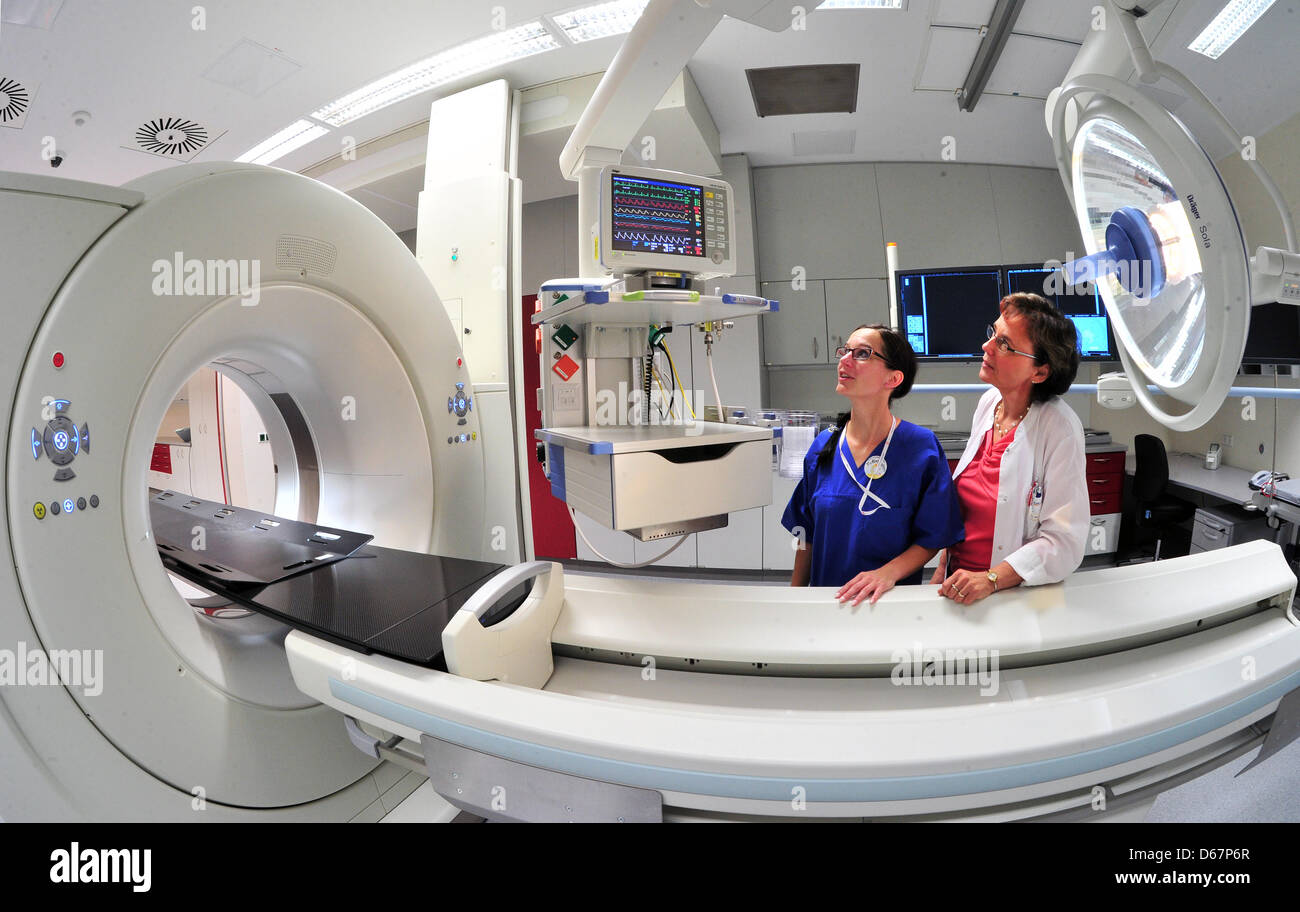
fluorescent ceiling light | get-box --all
[236,119,329,165]
[0,0,65,29]
[312,22,558,126]
[815,0,905,9]
[1188,0,1276,59]
[551,0,650,43]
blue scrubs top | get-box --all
[781,421,965,588]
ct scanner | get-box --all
[1,163,488,819]
[5,0,1300,822]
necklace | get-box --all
[994,400,1028,436]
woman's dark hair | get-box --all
[815,324,919,470]
[999,293,1080,403]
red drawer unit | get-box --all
[1085,446,1125,517]
[150,443,172,475]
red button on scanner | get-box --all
[52,352,65,369]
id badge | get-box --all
[1028,481,1044,522]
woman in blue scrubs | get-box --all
[783,324,965,605]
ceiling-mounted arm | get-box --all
[559,0,793,276]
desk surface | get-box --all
[1124,452,1257,505]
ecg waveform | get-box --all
[611,176,705,257]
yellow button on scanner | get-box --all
[33,502,46,520]
[472,432,477,440]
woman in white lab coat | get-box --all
[931,292,1090,604]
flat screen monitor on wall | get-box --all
[895,266,1003,360]
[1003,263,1118,362]
[1241,301,1300,365]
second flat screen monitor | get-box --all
[1003,264,1117,361]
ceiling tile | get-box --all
[984,33,1076,100]
[931,0,996,28]
[916,26,981,91]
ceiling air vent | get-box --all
[0,76,34,129]
[127,117,224,161]
[746,64,860,117]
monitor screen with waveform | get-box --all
[610,174,705,258]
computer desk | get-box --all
[1122,452,1259,507]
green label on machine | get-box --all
[551,324,579,350]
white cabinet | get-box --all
[1086,513,1121,556]
[760,279,828,365]
[825,279,889,350]
[764,473,802,571]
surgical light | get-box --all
[1187,0,1276,60]
[1049,2,1299,432]
[235,119,328,165]
[311,22,558,127]
[551,0,650,43]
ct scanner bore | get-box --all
[1,163,487,820]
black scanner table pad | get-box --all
[151,489,373,585]
[152,492,518,668]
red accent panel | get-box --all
[151,443,172,474]
[522,293,576,559]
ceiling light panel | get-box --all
[0,0,64,28]
[551,0,650,43]
[816,0,905,9]
[1188,0,1276,59]
[311,22,558,127]
[236,119,329,165]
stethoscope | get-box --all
[837,417,897,516]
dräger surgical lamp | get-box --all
[1048,0,1300,431]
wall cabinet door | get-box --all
[825,279,889,352]
[760,279,828,365]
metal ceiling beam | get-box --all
[957,0,1027,113]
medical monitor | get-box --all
[1242,301,1300,365]
[599,165,736,279]
[895,266,1003,360]
[1003,263,1118,361]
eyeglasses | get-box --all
[836,345,890,366]
[985,325,1039,361]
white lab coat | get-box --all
[950,387,1090,586]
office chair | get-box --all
[1132,434,1196,561]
